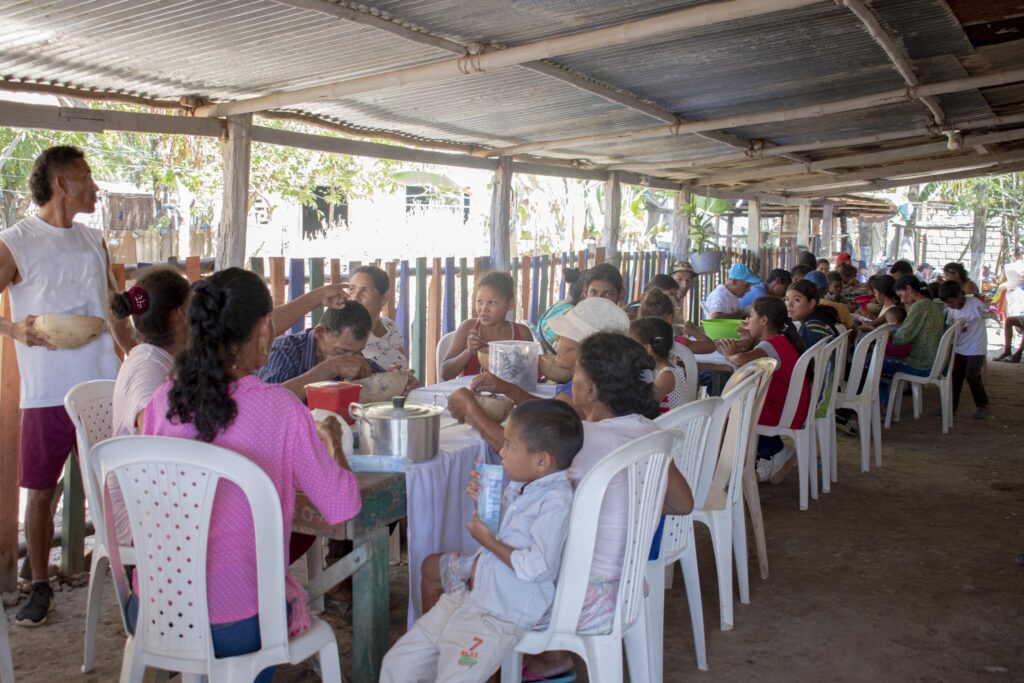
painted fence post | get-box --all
[385,261,397,321]
[289,258,305,333]
[427,258,442,385]
[270,257,286,308]
[530,255,541,325]
[413,257,427,380]
[249,256,265,278]
[443,257,456,335]
[459,257,469,323]
[397,260,410,357]
[538,255,550,319]
[559,253,568,299]
[309,257,325,326]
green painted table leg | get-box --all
[352,525,390,683]
[61,450,86,576]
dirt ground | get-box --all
[4,358,1023,682]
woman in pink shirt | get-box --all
[140,268,361,681]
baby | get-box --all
[381,400,585,683]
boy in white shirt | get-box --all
[939,281,990,419]
[381,400,584,683]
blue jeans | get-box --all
[126,594,277,683]
[879,358,930,403]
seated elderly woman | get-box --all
[348,264,408,369]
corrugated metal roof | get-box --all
[0,0,1022,196]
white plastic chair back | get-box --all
[672,344,700,404]
[928,320,962,381]
[819,332,849,412]
[777,337,829,431]
[90,436,293,679]
[530,431,674,640]
[653,398,723,558]
[65,380,117,515]
[840,324,890,402]
[435,330,457,378]
[698,370,762,512]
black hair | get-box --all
[645,273,679,293]
[890,260,914,277]
[29,145,86,206]
[111,266,190,348]
[563,268,586,305]
[167,268,273,442]
[508,399,584,470]
[752,296,805,354]
[895,274,930,298]
[638,288,675,319]
[584,263,624,295]
[629,317,674,361]
[320,301,372,339]
[352,264,390,294]
[797,251,817,270]
[885,305,907,324]
[476,271,515,301]
[577,333,659,419]
[871,274,897,302]
[766,268,792,287]
[942,262,971,283]
[928,281,942,300]
[839,262,857,278]
[816,258,830,269]
[791,264,812,278]
[787,280,839,324]
[938,280,963,301]
[826,271,843,285]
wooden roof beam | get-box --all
[194,0,826,117]
[839,0,947,126]
[786,159,1024,197]
[486,68,1024,157]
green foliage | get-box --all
[682,194,733,251]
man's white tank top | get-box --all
[1,216,120,408]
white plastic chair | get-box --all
[500,431,676,683]
[736,359,777,584]
[64,379,135,674]
[646,398,723,674]
[0,610,13,683]
[672,344,700,404]
[885,320,963,434]
[755,337,829,511]
[834,324,890,473]
[813,332,850,494]
[692,368,765,632]
[89,436,343,683]
[435,330,457,379]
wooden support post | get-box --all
[520,255,531,322]
[489,156,513,272]
[427,258,442,385]
[459,258,469,323]
[269,256,286,308]
[672,182,693,260]
[413,257,427,380]
[184,255,202,283]
[601,171,622,267]
[309,257,325,326]
[796,202,811,250]
[216,113,252,270]
[289,258,305,333]
[748,200,762,257]
[385,261,397,321]
[61,452,85,576]
[821,202,835,257]
[0,293,20,590]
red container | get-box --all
[305,381,361,424]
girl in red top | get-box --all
[441,272,532,379]
[718,296,810,483]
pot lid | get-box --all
[358,396,445,419]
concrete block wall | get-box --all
[920,227,1002,270]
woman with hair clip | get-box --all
[718,296,811,484]
[138,268,361,682]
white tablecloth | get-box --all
[403,377,557,626]
[693,350,735,368]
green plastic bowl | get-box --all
[702,318,742,340]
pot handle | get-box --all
[348,402,365,421]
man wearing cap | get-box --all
[805,270,855,330]
[702,263,760,319]
[447,297,630,451]
[739,268,792,309]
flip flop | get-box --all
[522,666,577,683]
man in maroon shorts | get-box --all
[0,146,133,626]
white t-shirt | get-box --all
[1003,259,1024,287]
[701,284,740,319]
[946,297,987,356]
[0,216,120,407]
[361,316,407,369]
[567,414,659,580]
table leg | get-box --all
[352,526,390,683]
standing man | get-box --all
[0,146,133,626]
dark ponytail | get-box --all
[752,296,805,354]
[111,266,190,348]
[563,268,585,304]
[629,317,674,361]
[895,274,931,299]
[578,333,660,419]
[787,279,838,325]
[167,268,273,442]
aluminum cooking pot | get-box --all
[349,396,444,462]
